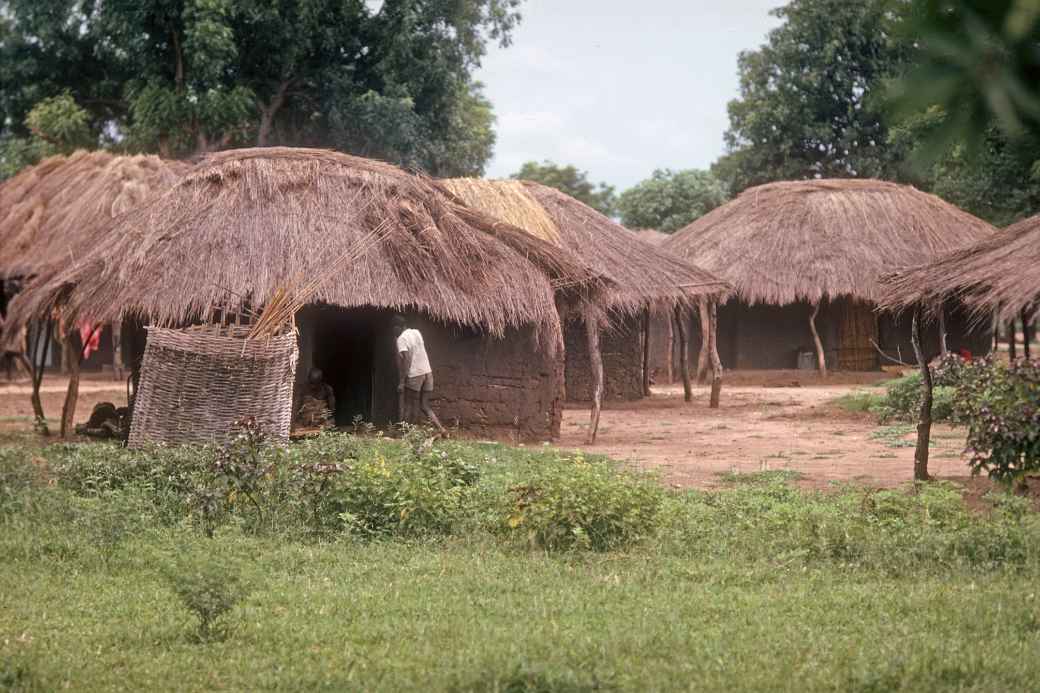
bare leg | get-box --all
[419,389,445,433]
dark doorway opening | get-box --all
[309,307,396,426]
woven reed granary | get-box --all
[441,178,729,409]
[4,148,604,443]
[664,179,997,373]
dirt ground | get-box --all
[1,369,979,490]
[559,370,976,490]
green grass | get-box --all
[869,425,935,449]
[716,469,804,485]
[2,437,1040,692]
[831,390,885,414]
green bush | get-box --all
[871,372,957,423]
[162,549,252,642]
[499,453,663,551]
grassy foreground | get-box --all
[2,434,1040,692]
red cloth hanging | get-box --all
[79,322,101,360]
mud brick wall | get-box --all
[647,309,676,385]
[564,315,644,402]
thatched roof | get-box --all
[441,179,729,315]
[877,214,1040,323]
[0,150,188,279]
[632,229,670,246]
[663,179,996,306]
[4,148,603,344]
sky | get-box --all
[476,1,784,190]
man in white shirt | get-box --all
[392,315,445,433]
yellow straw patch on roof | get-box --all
[441,178,560,245]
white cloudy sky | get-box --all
[476,1,784,189]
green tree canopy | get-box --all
[1,92,94,179]
[510,160,616,216]
[617,169,727,233]
[0,0,521,176]
[717,0,910,194]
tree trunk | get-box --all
[60,329,83,439]
[641,306,652,397]
[696,299,711,384]
[809,301,827,377]
[29,321,51,435]
[708,300,724,408]
[911,309,932,482]
[1009,321,1017,360]
[257,80,291,147]
[675,306,692,403]
[585,312,604,445]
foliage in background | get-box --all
[715,0,911,194]
[0,93,94,180]
[0,0,521,174]
[616,168,728,233]
[510,160,617,216]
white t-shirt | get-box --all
[396,328,432,377]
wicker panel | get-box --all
[128,326,298,448]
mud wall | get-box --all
[295,307,561,442]
[564,315,644,401]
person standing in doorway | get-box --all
[392,315,445,433]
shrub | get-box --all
[162,550,252,642]
[871,373,956,424]
[958,358,1040,481]
[500,453,663,551]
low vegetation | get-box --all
[3,430,1040,691]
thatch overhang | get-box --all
[3,148,605,345]
[663,179,997,306]
[441,179,730,316]
[0,150,189,279]
[632,229,670,247]
[877,214,1040,323]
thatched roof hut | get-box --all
[7,148,599,340]
[441,179,728,315]
[0,150,188,279]
[877,214,1040,324]
[633,229,670,246]
[663,179,997,372]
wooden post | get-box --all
[641,306,652,397]
[674,306,692,402]
[937,304,948,358]
[696,299,711,384]
[708,300,723,408]
[112,321,124,381]
[60,328,84,439]
[29,321,51,435]
[1022,309,1033,360]
[910,309,932,482]
[666,316,674,383]
[585,312,604,445]
[809,301,827,377]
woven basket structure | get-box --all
[128,326,299,448]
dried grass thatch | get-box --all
[441,179,729,315]
[663,179,996,306]
[4,147,602,345]
[877,214,1040,323]
[632,229,670,246]
[0,150,188,278]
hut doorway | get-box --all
[306,307,396,426]
[837,300,879,370]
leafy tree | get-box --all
[0,0,521,174]
[617,169,727,233]
[718,0,911,193]
[1,92,93,180]
[511,161,616,216]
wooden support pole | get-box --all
[696,299,711,385]
[675,306,692,402]
[809,301,827,377]
[112,321,124,381]
[666,316,674,384]
[1008,321,1017,360]
[937,304,948,358]
[585,312,604,445]
[1022,309,1033,360]
[60,329,84,439]
[30,321,51,436]
[641,306,652,397]
[708,300,723,408]
[910,309,932,482]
